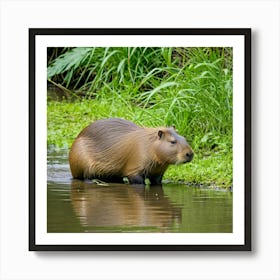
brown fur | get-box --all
[69,118,194,184]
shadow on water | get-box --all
[47,150,232,233]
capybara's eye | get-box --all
[170,140,177,145]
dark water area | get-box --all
[47,150,232,233]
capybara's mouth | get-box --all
[177,156,193,164]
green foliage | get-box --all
[47,47,233,187]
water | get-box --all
[47,150,232,233]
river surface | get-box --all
[47,150,232,233]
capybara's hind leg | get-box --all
[127,174,145,185]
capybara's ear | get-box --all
[158,130,164,139]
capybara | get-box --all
[69,118,194,185]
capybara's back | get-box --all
[69,118,193,185]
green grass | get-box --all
[47,47,233,188]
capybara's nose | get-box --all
[186,151,194,162]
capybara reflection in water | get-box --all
[69,118,194,185]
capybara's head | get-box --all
[153,127,194,164]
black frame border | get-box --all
[29,28,251,251]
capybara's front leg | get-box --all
[149,175,163,185]
[127,174,145,185]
